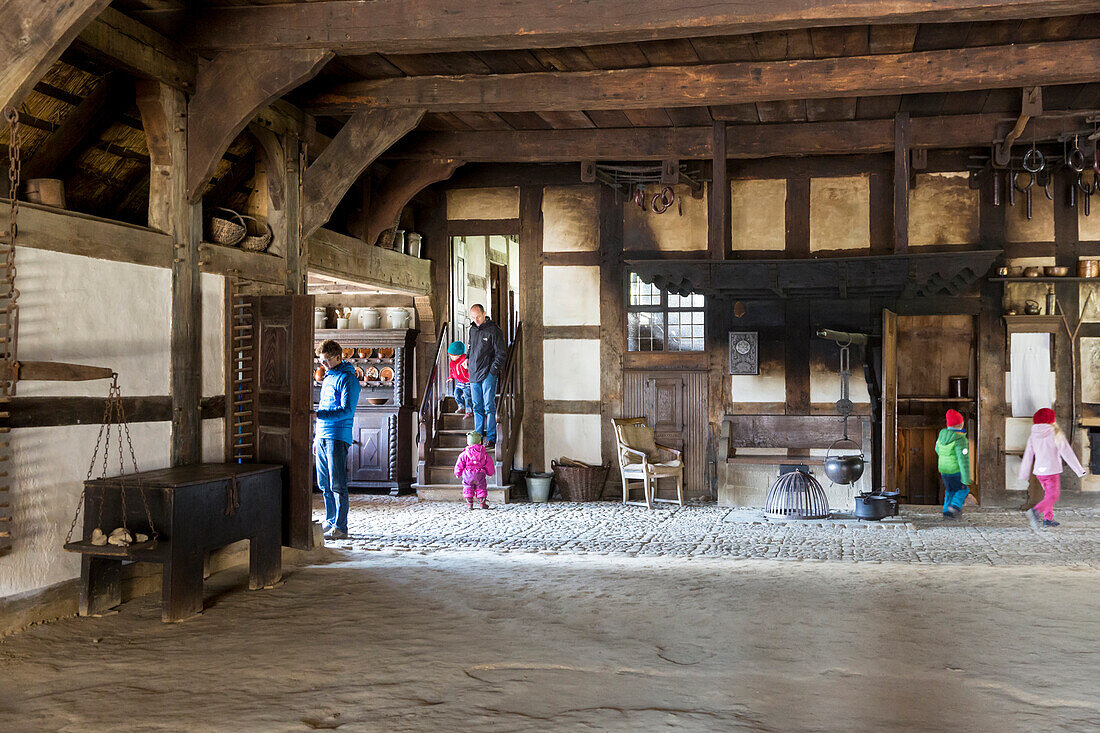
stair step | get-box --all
[436,432,467,448]
[414,483,510,504]
[440,413,475,430]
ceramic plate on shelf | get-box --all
[379,366,395,382]
[357,348,372,358]
[378,348,395,360]
[342,348,355,358]
[363,366,380,381]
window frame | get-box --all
[625,272,705,353]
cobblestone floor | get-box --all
[317,496,1100,567]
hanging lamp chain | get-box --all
[3,107,21,398]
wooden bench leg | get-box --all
[249,528,282,590]
[79,556,121,616]
[162,549,204,622]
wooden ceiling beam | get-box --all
[301,108,425,238]
[1,0,111,111]
[308,39,1100,114]
[186,48,332,202]
[73,6,196,92]
[182,0,1100,54]
[385,111,1100,162]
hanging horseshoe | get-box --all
[1036,166,1054,201]
[651,186,675,214]
[1078,172,1095,217]
[1013,171,1035,220]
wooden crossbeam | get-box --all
[308,228,432,296]
[187,49,332,202]
[73,6,196,92]
[309,39,1100,113]
[386,111,1100,162]
[182,0,1099,54]
[1,0,110,110]
[360,157,463,247]
[300,108,425,238]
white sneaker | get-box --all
[325,528,349,540]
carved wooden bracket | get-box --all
[300,107,426,238]
[361,157,463,247]
[186,48,331,202]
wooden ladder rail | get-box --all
[494,323,523,485]
[227,278,256,463]
[416,323,449,485]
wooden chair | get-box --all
[611,417,685,509]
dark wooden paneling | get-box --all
[784,300,811,414]
[725,414,868,450]
[519,187,545,470]
[624,369,708,495]
[10,395,224,428]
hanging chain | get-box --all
[64,377,158,544]
[2,107,20,398]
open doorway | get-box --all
[451,234,517,345]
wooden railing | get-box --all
[416,323,449,484]
[494,323,523,485]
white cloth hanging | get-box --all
[1010,333,1053,418]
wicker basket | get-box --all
[239,216,273,252]
[208,208,246,246]
[551,459,610,502]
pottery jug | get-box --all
[387,307,411,329]
[359,307,381,329]
[313,307,327,329]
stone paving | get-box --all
[318,496,1100,567]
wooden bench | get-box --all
[722,414,869,466]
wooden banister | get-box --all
[494,322,523,484]
[416,323,449,484]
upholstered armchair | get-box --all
[611,417,685,509]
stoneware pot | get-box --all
[387,307,411,329]
[359,307,381,329]
[313,308,327,329]
[336,317,350,329]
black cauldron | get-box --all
[854,491,899,521]
[823,438,865,485]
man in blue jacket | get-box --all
[315,339,361,540]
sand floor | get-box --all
[3,547,1099,732]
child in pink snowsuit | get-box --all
[1021,407,1086,529]
[455,431,495,510]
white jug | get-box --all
[313,307,327,329]
[359,307,381,329]
[386,307,410,329]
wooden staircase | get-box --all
[413,323,523,503]
[412,397,511,503]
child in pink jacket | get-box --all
[455,431,495,510]
[1021,408,1086,529]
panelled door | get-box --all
[623,370,707,494]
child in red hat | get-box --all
[935,409,971,520]
[1021,407,1085,529]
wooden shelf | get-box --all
[991,277,1099,283]
[1003,315,1063,333]
[897,395,973,403]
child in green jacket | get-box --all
[935,409,971,520]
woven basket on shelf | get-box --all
[551,459,610,502]
[239,215,273,252]
[208,208,246,246]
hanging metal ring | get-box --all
[1012,170,1035,192]
[1022,146,1045,174]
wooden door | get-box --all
[881,308,898,492]
[252,295,313,549]
[624,370,708,494]
[349,411,388,484]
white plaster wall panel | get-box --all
[544,413,603,465]
[15,247,170,397]
[1081,205,1100,241]
[203,418,225,463]
[730,370,786,403]
[460,235,490,314]
[1078,284,1100,322]
[810,176,870,252]
[810,363,871,405]
[1005,182,1054,242]
[908,173,979,246]
[542,186,600,252]
[543,339,600,401]
[6,423,171,597]
[1082,337,1100,403]
[202,273,225,398]
[542,266,600,326]
[731,179,786,251]
[508,235,521,292]
[623,183,707,251]
[446,187,520,220]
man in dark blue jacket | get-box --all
[466,304,507,449]
[315,339,361,540]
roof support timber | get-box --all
[309,39,1100,114]
[73,6,196,92]
[387,111,1100,162]
[187,48,332,202]
[360,157,463,248]
[184,0,1100,54]
[300,108,425,238]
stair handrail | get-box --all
[494,322,523,484]
[416,323,449,484]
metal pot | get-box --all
[854,492,899,521]
[823,438,865,485]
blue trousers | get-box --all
[470,373,498,444]
[941,472,969,514]
[316,438,350,533]
[453,383,473,411]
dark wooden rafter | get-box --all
[361,157,463,247]
[300,108,425,238]
[308,39,1100,113]
[0,0,111,110]
[708,121,729,260]
[202,151,257,210]
[894,111,910,254]
[248,124,286,211]
[387,110,1100,161]
[187,48,332,202]
[182,0,1100,53]
[23,72,133,180]
[73,6,196,92]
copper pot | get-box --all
[1023,267,1043,278]
[1079,260,1099,278]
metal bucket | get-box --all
[526,473,553,503]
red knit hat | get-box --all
[945,409,964,427]
[1033,407,1056,424]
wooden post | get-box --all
[518,186,545,471]
[708,121,729,260]
[281,135,305,294]
[136,81,202,465]
[1053,167,1081,495]
[599,186,626,493]
[893,112,910,254]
